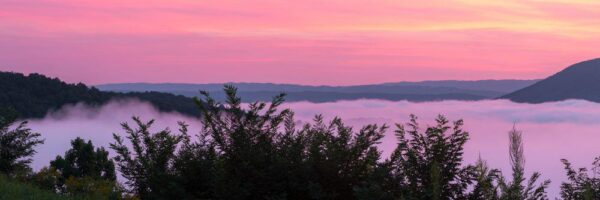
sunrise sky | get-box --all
[2,0,600,85]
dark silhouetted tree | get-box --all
[171,122,218,199]
[292,115,388,199]
[0,108,44,177]
[51,137,116,181]
[49,137,117,196]
[192,85,292,199]
[386,114,475,200]
[497,126,550,200]
[110,86,542,200]
[190,86,391,199]
[110,117,185,199]
[468,157,500,200]
[0,71,201,119]
[560,157,600,200]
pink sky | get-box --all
[1,0,600,85]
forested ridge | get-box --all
[502,58,600,103]
[1,86,599,200]
[0,71,200,119]
[98,80,537,103]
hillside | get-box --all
[97,80,536,103]
[382,79,538,93]
[0,72,200,118]
[502,58,600,103]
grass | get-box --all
[0,175,68,200]
[0,175,127,200]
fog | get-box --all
[25,99,600,198]
[27,99,202,172]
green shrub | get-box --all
[0,175,68,200]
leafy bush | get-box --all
[0,108,44,177]
[386,114,474,199]
[110,117,185,199]
[560,157,600,200]
[47,137,120,198]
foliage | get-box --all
[63,176,122,199]
[31,166,61,191]
[497,126,550,200]
[291,115,388,199]
[0,107,44,177]
[193,85,294,199]
[48,137,118,197]
[0,174,70,200]
[107,86,556,200]
[0,71,200,119]
[386,114,475,200]
[560,157,600,200]
[110,117,185,199]
[188,86,390,199]
[51,137,116,181]
[108,86,391,199]
[469,157,500,200]
[115,91,202,117]
[171,122,218,199]
[1,174,128,200]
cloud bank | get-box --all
[24,99,600,197]
[26,99,201,173]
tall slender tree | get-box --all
[497,126,550,200]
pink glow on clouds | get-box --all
[2,0,600,85]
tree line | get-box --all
[0,71,201,119]
[1,86,598,200]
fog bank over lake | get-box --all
[26,99,600,198]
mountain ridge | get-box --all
[97,80,537,102]
[0,71,201,118]
[502,58,600,103]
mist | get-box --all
[24,99,600,197]
[26,99,202,172]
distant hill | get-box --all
[382,80,538,93]
[502,58,600,103]
[0,72,200,118]
[97,80,536,103]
